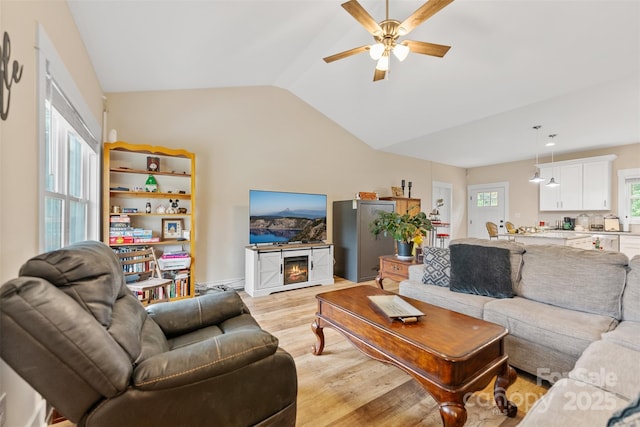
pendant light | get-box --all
[546,134,560,188]
[529,125,545,183]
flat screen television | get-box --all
[249,190,327,245]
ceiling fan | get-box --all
[324,0,453,81]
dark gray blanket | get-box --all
[449,244,513,298]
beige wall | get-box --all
[467,143,640,228]
[1,2,634,425]
[0,2,104,426]
[106,88,466,286]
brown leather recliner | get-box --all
[0,241,297,426]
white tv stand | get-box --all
[245,242,334,297]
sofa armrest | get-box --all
[133,328,278,390]
[146,290,248,337]
[408,264,426,282]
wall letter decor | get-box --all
[1,31,24,121]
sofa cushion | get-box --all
[408,264,425,282]
[399,279,492,319]
[518,378,629,427]
[608,393,640,427]
[623,255,640,322]
[449,244,513,298]
[601,321,640,352]
[421,246,450,287]
[570,340,640,400]
[483,297,618,359]
[518,245,628,319]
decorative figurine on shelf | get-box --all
[145,201,152,214]
[146,156,160,172]
[167,199,179,214]
[156,204,166,214]
[145,174,158,192]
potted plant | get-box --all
[369,210,432,258]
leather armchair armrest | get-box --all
[146,290,248,337]
[133,329,278,390]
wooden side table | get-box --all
[375,255,420,289]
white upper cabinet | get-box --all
[539,163,583,211]
[583,160,612,210]
[538,155,616,211]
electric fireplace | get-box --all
[284,255,309,285]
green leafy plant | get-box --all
[369,210,432,244]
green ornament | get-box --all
[145,174,158,192]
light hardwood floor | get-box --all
[52,278,548,426]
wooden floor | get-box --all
[53,278,548,426]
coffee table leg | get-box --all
[494,364,518,417]
[311,319,325,355]
[439,402,467,427]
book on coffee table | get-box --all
[368,295,425,322]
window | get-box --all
[38,26,100,251]
[43,101,98,251]
[625,178,640,220]
[477,191,498,207]
[618,169,640,226]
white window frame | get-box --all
[37,25,101,251]
[618,168,640,226]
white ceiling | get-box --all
[68,0,640,168]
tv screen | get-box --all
[249,190,327,245]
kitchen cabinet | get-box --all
[538,155,616,211]
[619,235,640,259]
[380,197,421,216]
[539,164,583,211]
[583,160,612,210]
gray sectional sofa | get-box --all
[399,238,640,425]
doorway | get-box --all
[467,182,509,239]
[432,181,453,245]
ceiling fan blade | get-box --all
[342,0,383,35]
[323,45,369,63]
[399,0,454,35]
[403,40,451,57]
[373,68,386,82]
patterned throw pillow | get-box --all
[608,393,640,427]
[422,247,450,287]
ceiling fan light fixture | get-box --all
[392,43,410,61]
[369,43,385,60]
[376,55,390,71]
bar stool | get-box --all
[436,233,449,248]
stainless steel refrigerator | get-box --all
[333,200,396,282]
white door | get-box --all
[467,182,509,239]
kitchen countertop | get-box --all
[536,229,640,236]
[513,232,593,240]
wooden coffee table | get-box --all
[311,285,517,427]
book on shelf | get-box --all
[109,215,131,223]
[161,251,190,259]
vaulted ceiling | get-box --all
[68,0,640,168]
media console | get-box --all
[245,243,335,297]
